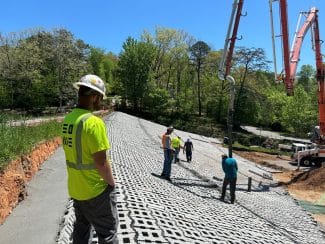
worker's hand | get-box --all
[108,182,115,188]
[93,150,115,186]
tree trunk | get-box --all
[197,63,202,116]
[176,67,181,111]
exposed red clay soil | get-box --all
[0,111,110,225]
[0,137,61,224]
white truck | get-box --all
[291,143,324,167]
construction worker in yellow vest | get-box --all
[172,136,182,163]
[62,74,117,244]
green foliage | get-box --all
[231,47,271,127]
[262,84,318,137]
[189,41,211,116]
[0,82,11,108]
[0,28,91,111]
[142,87,169,115]
[265,88,288,125]
[189,41,211,62]
[297,64,316,93]
[89,47,105,76]
[89,48,117,97]
[280,85,317,136]
[0,27,320,140]
[232,142,280,155]
[0,120,61,170]
[116,37,156,111]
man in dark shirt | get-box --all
[220,154,238,204]
[183,139,194,162]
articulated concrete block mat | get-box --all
[4,112,321,243]
[56,112,325,243]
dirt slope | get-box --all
[0,138,61,224]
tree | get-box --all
[101,52,118,85]
[297,64,316,93]
[89,47,105,76]
[265,87,288,128]
[141,27,194,102]
[232,47,270,126]
[89,48,117,93]
[51,29,90,110]
[116,37,156,111]
[0,30,45,109]
[189,41,211,116]
[203,50,228,122]
[0,28,91,111]
[280,85,317,136]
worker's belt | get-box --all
[66,113,95,171]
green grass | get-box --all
[0,112,33,123]
[231,142,290,155]
[0,120,61,171]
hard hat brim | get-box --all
[73,82,107,100]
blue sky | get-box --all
[2,0,325,72]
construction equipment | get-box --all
[218,0,244,158]
[220,0,324,166]
[270,0,324,167]
[290,143,316,166]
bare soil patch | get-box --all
[274,167,325,205]
[235,151,291,171]
[0,137,61,224]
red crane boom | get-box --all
[278,0,325,142]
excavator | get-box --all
[219,0,324,166]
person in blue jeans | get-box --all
[161,126,174,181]
[220,154,238,204]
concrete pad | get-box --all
[0,147,68,244]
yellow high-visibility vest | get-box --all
[62,108,110,200]
[172,137,181,149]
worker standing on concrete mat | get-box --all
[220,154,238,204]
[161,126,174,181]
[172,136,182,163]
[62,74,118,244]
[183,138,194,162]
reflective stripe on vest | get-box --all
[67,113,96,170]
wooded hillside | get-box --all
[0,27,319,137]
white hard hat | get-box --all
[73,74,107,99]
